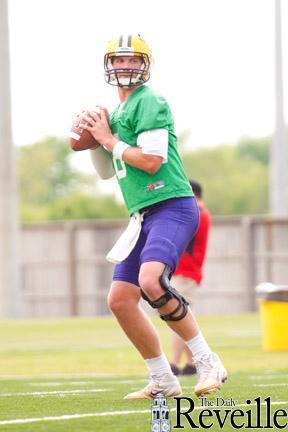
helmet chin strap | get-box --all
[119,75,136,87]
[118,75,141,87]
[109,69,145,88]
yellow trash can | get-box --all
[256,283,288,351]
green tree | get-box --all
[236,136,270,165]
[182,137,270,215]
[19,136,85,207]
[48,193,128,221]
[18,136,128,222]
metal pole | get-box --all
[0,0,21,317]
[270,0,288,215]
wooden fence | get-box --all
[20,217,288,317]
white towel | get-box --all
[106,212,144,264]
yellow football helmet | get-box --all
[104,34,152,88]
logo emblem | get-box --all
[147,181,165,192]
[150,393,170,432]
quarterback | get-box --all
[80,34,227,399]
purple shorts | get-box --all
[113,197,199,286]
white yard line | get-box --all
[0,410,150,425]
[27,379,147,387]
[29,382,97,387]
[0,389,110,397]
[0,373,117,380]
[253,383,288,387]
[0,400,287,426]
[250,374,288,380]
[0,375,147,384]
[76,379,147,385]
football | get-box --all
[69,107,109,151]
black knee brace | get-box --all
[141,265,189,321]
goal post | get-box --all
[0,0,21,318]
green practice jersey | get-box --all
[109,85,193,214]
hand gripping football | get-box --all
[69,107,109,151]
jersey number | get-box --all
[113,157,127,180]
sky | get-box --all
[7,0,288,171]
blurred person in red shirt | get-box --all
[170,180,211,375]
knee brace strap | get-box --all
[141,289,174,308]
[140,265,189,321]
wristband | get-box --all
[112,141,130,160]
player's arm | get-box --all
[121,147,163,174]
[89,146,114,179]
[81,110,168,175]
[121,128,168,174]
[105,130,167,174]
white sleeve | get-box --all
[136,129,168,163]
[89,146,114,179]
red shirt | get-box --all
[174,204,211,284]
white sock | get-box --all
[185,332,211,360]
[144,353,172,377]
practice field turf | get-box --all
[0,313,287,431]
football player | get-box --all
[80,34,227,399]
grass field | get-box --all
[0,313,287,431]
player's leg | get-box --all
[171,335,196,375]
[140,261,227,396]
[170,276,197,375]
[170,333,184,374]
[138,198,227,396]
[110,231,181,400]
[139,261,202,343]
[181,344,197,375]
[108,280,181,400]
[171,333,195,373]
[108,280,161,359]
